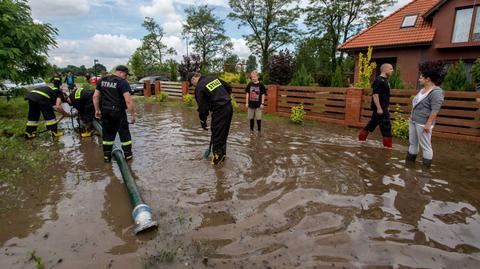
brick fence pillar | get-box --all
[267,85,278,114]
[144,80,151,97]
[154,80,161,96]
[345,88,364,126]
[181,81,189,96]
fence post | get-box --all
[154,81,161,96]
[345,88,364,126]
[267,85,278,114]
[144,80,151,97]
[181,81,189,96]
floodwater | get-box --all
[1,102,480,269]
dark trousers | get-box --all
[79,106,95,131]
[25,100,58,134]
[101,109,132,157]
[211,103,233,158]
[364,110,392,137]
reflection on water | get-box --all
[1,102,480,268]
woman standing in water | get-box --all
[406,61,445,168]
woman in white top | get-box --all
[406,61,445,168]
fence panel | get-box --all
[277,85,348,122]
[161,81,183,100]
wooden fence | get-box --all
[142,80,480,142]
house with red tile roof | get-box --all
[339,0,480,88]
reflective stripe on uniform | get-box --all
[26,121,40,126]
[121,140,132,146]
[31,90,50,99]
[102,140,114,145]
[205,79,222,92]
[75,88,83,99]
[45,119,58,126]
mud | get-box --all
[1,102,480,269]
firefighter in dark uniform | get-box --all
[188,72,233,165]
[50,72,62,89]
[69,86,95,137]
[24,86,70,139]
[93,65,136,163]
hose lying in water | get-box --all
[93,120,158,234]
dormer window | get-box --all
[401,14,418,28]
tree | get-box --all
[142,17,176,65]
[291,64,314,86]
[183,5,232,71]
[471,58,480,92]
[239,67,247,84]
[330,65,345,87]
[304,0,395,72]
[224,54,240,73]
[228,0,300,74]
[167,59,178,81]
[178,54,202,81]
[86,63,107,75]
[295,37,332,84]
[389,66,406,89]
[246,55,258,73]
[0,0,57,87]
[355,46,376,89]
[443,60,470,91]
[268,49,296,85]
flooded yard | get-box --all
[1,102,480,269]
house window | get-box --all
[474,7,480,41]
[452,8,473,42]
[401,15,418,28]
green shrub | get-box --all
[291,64,314,86]
[290,104,305,124]
[392,104,409,139]
[443,60,471,91]
[158,91,168,102]
[219,72,240,84]
[389,67,406,89]
[183,93,194,106]
[230,94,239,112]
[472,58,480,88]
[355,46,376,89]
[239,68,247,84]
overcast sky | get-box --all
[28,0,412,70]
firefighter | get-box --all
[50,72,62,89]
[24,85,70,139]
[69,86,95,137]
[188,72,233,165]
[93,65,136,163]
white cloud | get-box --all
[139,0,185,35]
[88,34,141,58]
[384,0,412,15]
[49,35,141,69]
[231,38,251,60]
[28,0,90,17]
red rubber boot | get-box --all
[358,129,369,141]
[383,137,393,148]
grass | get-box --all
[0,97,62,183]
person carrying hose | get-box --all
[188,72,233,165]
[68,86,95,137]
[24,85,70,139]
[93,65,136,163]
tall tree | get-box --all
[246,55,257,73]
[142,17,176,65]
[224,54,240,73]
[295,37,332,80]
[268,49,296,85]
[0,0,57,87]
[183,5,232,71]
[228,0,300,73]
[304,0,395,72]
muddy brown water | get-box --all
[1,102,480,269]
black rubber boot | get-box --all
[249,119,254,131]
[406,153,417,162]
[104,152,112,163]
[422,158,432,168]
[257,120,261,132]
[124,151,133,161]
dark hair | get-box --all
[419,61,446,86]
